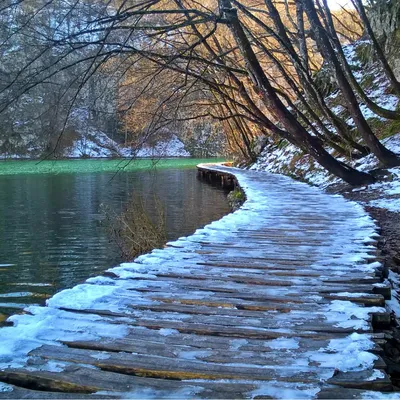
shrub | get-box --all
[101,195,166,261]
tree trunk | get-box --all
[248,29,353,154]
[237,0,369,155]
[295,1,309,71]
[219,0,375,185]
[320,0,400,120]
[302,0,400,167]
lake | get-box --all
[0,159,230,320]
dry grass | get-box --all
[101,195,166,261]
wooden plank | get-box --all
[130,318,373,336]
[76,307,374,334]
[0,367,257,398]
[29,345,327,382]
[145,290,328,305]
[63,337,181,359]
[132,287,327,304]
[325,293,385,307]
[126,275,380,295]
[0,385,117,399]
[62,336,384,358]
[62,304,278,320]
[317,387,385,399]
[154,272,381,286]
[59,343,306,367]
[197,261,319,269]
[327,370,393,391]
[147,296,304,312]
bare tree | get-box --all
[302,0,400,167]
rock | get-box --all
[367,0,400,80]
[227,188,246,211]
[252,135,268,156]
[393,255,400,266]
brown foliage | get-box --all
[101,195,167,261]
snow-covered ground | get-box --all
[348,135,400,211]
[133,135,190,158]
[340,41,399,123]
[0,130,191,159]
[0,154,22,160]
[251,133,400,208]
[64,130,191,158]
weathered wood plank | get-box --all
[124,274,381,296]
[29,345,328,382]
[316,386,388,399]
[0,367,258,398]
[73,307,374,334]
[154,271,382,286]
[62,336,385,358]
[327,370,393,391]
[0,385,118,399]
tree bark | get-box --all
[295,1,309,71]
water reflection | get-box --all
[0,168,230,317]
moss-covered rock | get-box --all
[227,187,246,211]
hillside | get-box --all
[63,131,191,159]
[251,39,400,202]
[0,130,191,159]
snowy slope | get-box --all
[251,40,400,213]
[64,130,190,158]
[131,135,190,158]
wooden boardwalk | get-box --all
[0,164,396,399]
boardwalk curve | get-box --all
[0,165,395,398]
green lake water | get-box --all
[0,158,230,320]
[0,158,221,176]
